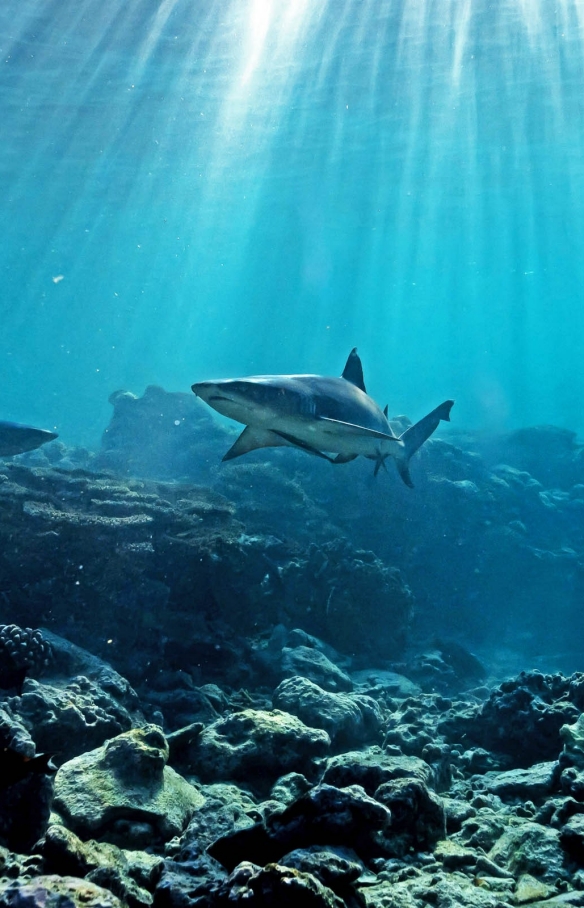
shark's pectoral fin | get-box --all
[332,453,358,464]
[222,427,289,461]
[271,430,335,462]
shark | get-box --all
[0,421,58,457]
[192,348,454,487]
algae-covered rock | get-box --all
[441,672,580,767]
[482,762,557,803]
[322,747,433,794]
[53,726,204,847]
[280,647,353,693]
[186,709,330,785]
[0,876,124,908]
[212,861,346,908]
[278,845,363,891]
[488,822,567,882]
[43,825,162,908]
[272,676,382,746]
[11,676,142,764]
[513,873,555,904]
[561,713,584,769]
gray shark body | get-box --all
[192,348,453,486]
[0,421,58,456]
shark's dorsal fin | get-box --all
[383,404,388,417]
[341,348,366,393]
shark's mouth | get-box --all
[209,395,234,403]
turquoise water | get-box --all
[2,0,584,446]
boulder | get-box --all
[322,748,433,793]
[52,726,203,847]
[0,876,124,908]
[272,676,382,746]
[184,709,330,786]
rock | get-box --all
[183,709,330,787]
[322,748,433,793]
[481,763,558,803]
[276,540,413,662]
[488,822,567,883]
[0,847,35,882]
[561,713,584,769]
[434,839,478,870]
[153,854,226,908]
[171,783,257,861]
[42,825,162,908]
[10,675,142,764]
[279,845,363,892]
[427,873,515,908]
[350,669,421,699]
[208,784,392,870]
[374,777,445,855]
[394,641,486,694]
[0,708,54,852]
[145,686,220,735]
[560,767,584,801]
[212,861,346,908]
[440,672,580,766]
[272,676,382,746]
[513,873,556,904]
[280,648,353,693]
[361,868,515,908]
[455,812,508,851]
[442,797,477,833]
[270,774,312,806]
[264,782,392,859]
[52,726,204,847]
[0,876,124,908]
[39,632,143,701]
[96,386,224,482]
[559,814,584,863]
[381,694,453,760]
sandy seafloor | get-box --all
[1,386,584,908]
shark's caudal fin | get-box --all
[396,399,454,487]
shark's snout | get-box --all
[191,381,217,402]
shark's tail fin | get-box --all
[395,400,454,487]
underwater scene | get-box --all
[2,0,584,906]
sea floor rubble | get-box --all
[2,397,584,905]
[0,631,583,907]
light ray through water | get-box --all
[1,0,584,440]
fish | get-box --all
[192,348,454,486]
[0,421,58,456]
[0,748,57,789]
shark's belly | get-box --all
[270,416,389,457]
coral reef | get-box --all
[2,395,584,907]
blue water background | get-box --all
[1,0,583,446]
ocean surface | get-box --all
[2,0,584,446]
